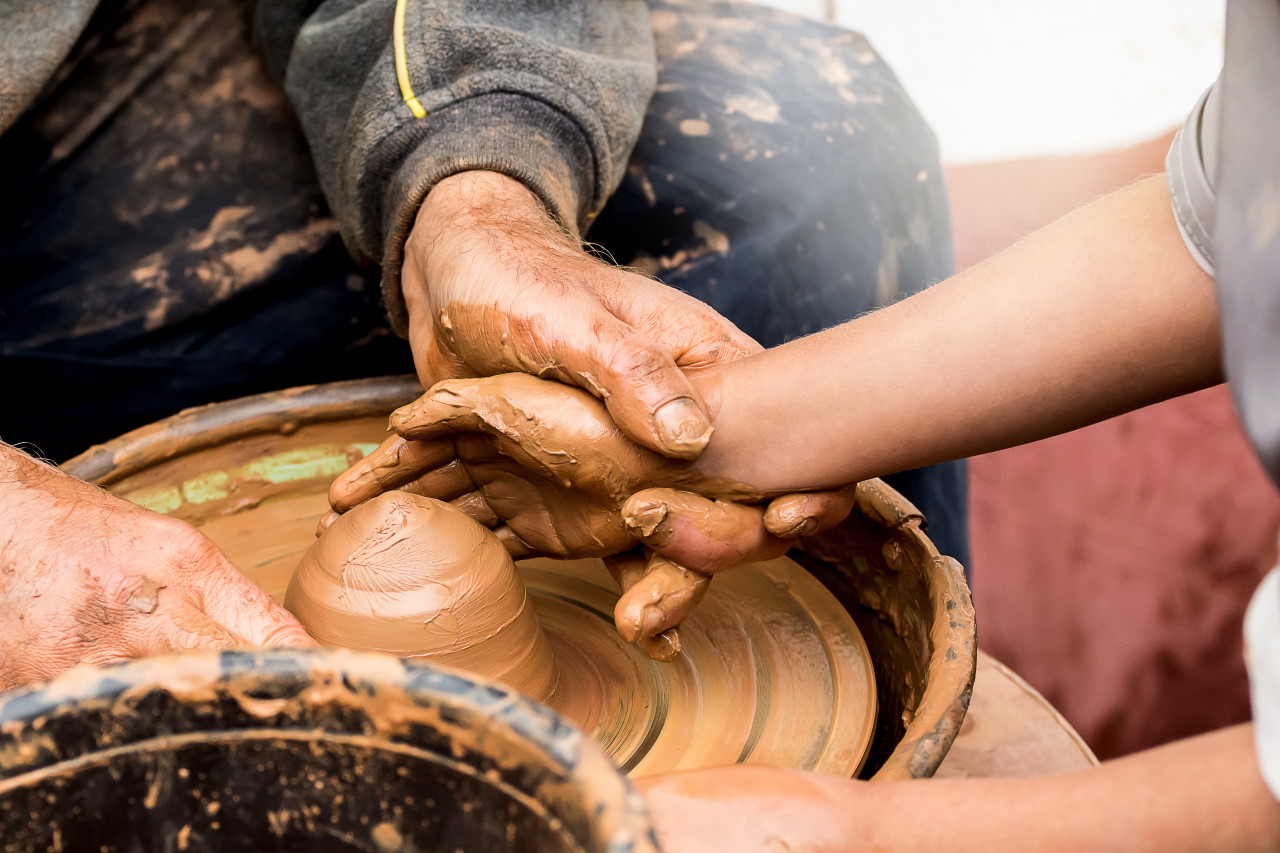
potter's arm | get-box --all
[252,3,749,460]
[251,0,655,305]
[688,174,1222,492]
[639,724,1280,853]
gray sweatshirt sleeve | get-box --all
[253,1,657,332]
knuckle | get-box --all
[160,522,224,568]
[602,335,671,385]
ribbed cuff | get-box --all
[1165,82,1219,278]
[377,92,596,336]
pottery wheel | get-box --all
[200,492,877,778]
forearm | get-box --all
[854,725,1280,853]
[692,175,1222,491]
[643,726,1280,853]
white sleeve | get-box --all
[1246,568,1280,801]
[1164,81,1220,278]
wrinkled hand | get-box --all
[326,374,857,655]
[0,446,314,692]
[402,170,761,460]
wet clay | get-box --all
[67,377,975,782]
[65,379,887,778]
[388,373,770,508]
[212,489,874,776]
[285,491,559,703]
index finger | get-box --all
[328,435,457,512]
[762,486,859,538]
[194,558,316,650]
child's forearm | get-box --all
[861,725,1280,853]
[690,175,1222,491]
[641,725,1280,853]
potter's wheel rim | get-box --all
[63,375,977,782]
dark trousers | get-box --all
[0,0,968,565]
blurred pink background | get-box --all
[949,140,1280,759]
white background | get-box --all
[757,0,1224,163]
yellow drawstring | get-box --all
[394,0,427,118]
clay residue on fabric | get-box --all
[631,221,730,276]
[285,491,559,703]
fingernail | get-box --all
[624,499,673,547]
[640,604,670,639]
[654,398,714,459]
[639,629,681,662]
[776,516,819,538]
[315,510,341,538]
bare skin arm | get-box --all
[687,174,1221,492]
[638,725,1280,853]
[0,443,313,690]
[359,175,1219,573]
[330,175,1218,643]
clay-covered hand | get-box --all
[620,485,860,574]
[401,169,761,460]
[328,374,858,569]
[337,373,771,551]
[0,446,314,692]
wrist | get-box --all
[404,170,578,319]
[416,171,558,242]
[0,443,67,559]
[684,362,758,485]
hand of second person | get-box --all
[402,170,762,460]
[328,372,755,653]
[637,765,869,853]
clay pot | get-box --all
[62,375,976,780]
[0,649,656,852]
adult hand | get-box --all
[401,169,761,460]
[0,445,314,692]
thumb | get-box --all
[548,304,714,460]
